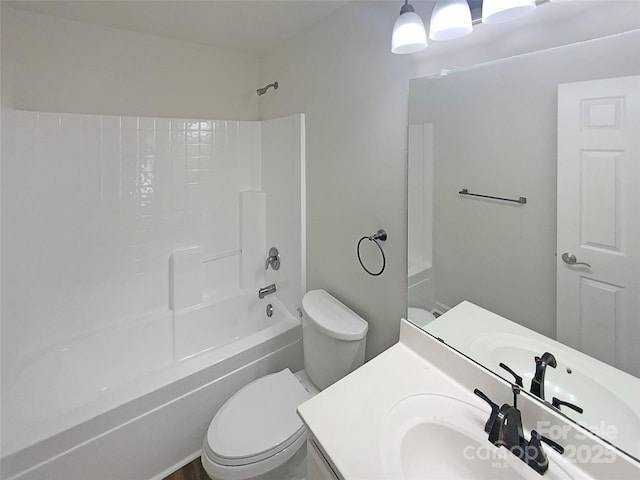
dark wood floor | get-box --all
[163,457,209,480]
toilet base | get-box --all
[201,433,307,480]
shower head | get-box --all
[257,82,278,96]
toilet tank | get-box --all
[301,290,368,390]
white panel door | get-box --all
[557,75,640,377]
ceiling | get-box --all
[3,0,350,55]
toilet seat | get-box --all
[204,369,312,467]
[408,307,436,328]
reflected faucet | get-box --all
[552,396,584,414]
[530,352,557,400]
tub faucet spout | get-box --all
[258,283,277,299]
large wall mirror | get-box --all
[407,30,640,459]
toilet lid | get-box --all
[302,289,368,341]
[205,369,312,466]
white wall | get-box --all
[1,7,260,120]
[257,1,640,359]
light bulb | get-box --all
[392,2,428,54]
[430,0,473,41]
[482,0,536,25]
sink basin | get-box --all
[381,394,573,480]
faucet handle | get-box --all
[524,430,565,475]
[525,430,564,474]
[530,430,564,455]
[473,388,499,433]
[499,362,524,388]
[552,397,584,414]
[265,247,280,270]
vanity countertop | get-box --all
[297,339,487,479]
[297,318,639,480]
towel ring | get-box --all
[357,229,387,276]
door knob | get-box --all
[561,252,591,268]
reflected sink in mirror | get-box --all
[381,394,576,480]
[468,333,640,457]
[424,301,640,459]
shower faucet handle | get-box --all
[265,247,280,270]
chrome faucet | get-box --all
[265,247,280,270]
[530,352,557,400]
[258,283,277,299]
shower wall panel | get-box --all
[1,111,261,370]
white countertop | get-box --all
[299,341,477,478]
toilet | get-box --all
[407,307,436,328]
[201,289,369,480]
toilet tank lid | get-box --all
[302,289,368,341]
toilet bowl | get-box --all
[408,307,436,328]
[201,369,311,480]
[201,290,368,480]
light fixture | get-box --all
[392,1,558,55]
[429,0,473,41]
[482,0,536,25]
[391,0,427,54]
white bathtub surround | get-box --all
[2,111,261,369]
[407,264,435,312]
[407,122,435,314]
[407,123,433,274]
[173,289,288,363]
[240,191,267,289]
[261,115,306,317]
[1,109,304,362]
[1,111,306,480]
[170,247,205,311]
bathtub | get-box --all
[0,290,303,480]
[408,262,435,312]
